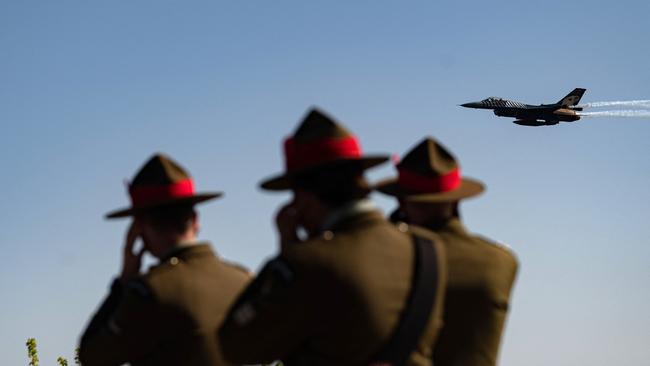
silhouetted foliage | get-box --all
[27,337,283,365]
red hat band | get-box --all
[284,135,362,172]
[129,178,195,206]
[397,167,461,194]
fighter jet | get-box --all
[461,88,586,126]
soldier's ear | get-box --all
[190,211,199,235]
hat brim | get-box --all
[374,177,485,202]
[105,192,222,219]
[260,155,389,191]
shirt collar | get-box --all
[425,217,468,236]
[159,241,212,263]
[320,199,378,231]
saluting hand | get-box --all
[275,201,303,251]
[120,220,145,283]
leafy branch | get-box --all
[26,338,39,366]
[26,339,80,366]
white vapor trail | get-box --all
[578,100,650,108]
[576,98,650,118]
[579,110,650,118]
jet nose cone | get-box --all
[460,102,479,108]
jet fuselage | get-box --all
[461,88,586,126]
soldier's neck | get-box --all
[421,215,456,231]
[153,231,198,260]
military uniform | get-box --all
[80,154,250,366]
[375,137,519,366]
[219,109,448,366]
[410,221,518,366]
[220,207,446,366]
[80,244,251,366]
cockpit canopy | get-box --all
[482,97,503,103]
[479,97,508,107]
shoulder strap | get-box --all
[370,235,440,366]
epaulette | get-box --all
[222,259,254,277]
[148,255,184,274]
[476,234,516,255]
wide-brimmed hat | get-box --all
[374,137,485,202]
[105,154,222,219]
[260,108,390,191]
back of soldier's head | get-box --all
[293,163,370,208]
[140,203,197,234]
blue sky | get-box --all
[1,1,649,365]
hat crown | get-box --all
[259,107,389,190]
[131,154,191,187]
[105,154,222,219]
[374,137,485,201]
[292,108,353,144]
[398,138,458,177]
[282,108,364,172]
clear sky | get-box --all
[1,1,649,365]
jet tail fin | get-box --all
[558,88,586,106]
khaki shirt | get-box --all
[79,243,251,366]
[219,211,447,366]
[413,219,518,366]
